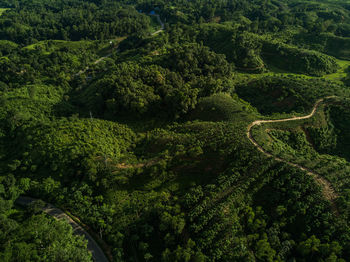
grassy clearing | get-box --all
[23,40,99,53]
[266,59,350,82]
[0,8,10,16]
[236,57,350,86]
[97,36,127,56]
[322,59,350,82]
[23,38,126,54]
[188,93,258,122]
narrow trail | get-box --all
[151,14,164,35]
[15,196,109,262]
[246,96,339,214]
[76,14,164,77]
[76,49,114,76]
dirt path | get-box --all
[76,51,114,76]
[151,14,164,35]
[246,96,339,213]
[76,14,163,77]
[15,196,109,262]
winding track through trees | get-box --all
[151,14,164,35]
[246,96,339,213]
[15,196,109,262]
[76,14,164,76]
[38,13,165,260]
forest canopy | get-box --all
[1,0,350,261]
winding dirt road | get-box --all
[246,96,339,213]
[15,196,109,262]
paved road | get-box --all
[246,96,339,214]
[15,196,109,262]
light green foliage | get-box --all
[291,33,350,60]
[5,118,136,182]
[0,214,92,262]
[77,43,232,119]
[1,0,350,261]
[236,75,348,115]
[0,8,9,16]
[261,39,339,76]
[0,179,92,262]
[251,99,350,199]
[189,93,256,122]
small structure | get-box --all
[149,10,156,15]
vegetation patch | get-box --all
[236,76,347,115]
[188,93,255,122]
[0,8,9,16]
[2,0,350,260]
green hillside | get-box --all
[1,0,350,261]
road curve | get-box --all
[246,96,339,213]
[15,196,109,262]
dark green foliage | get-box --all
[328,101,350,161]
[188,93,251,122]
[75,43,232,119]
[261,40,339,76]
[269,129,311,152]
[343,66,350,86]
[176,24,265,71]
[164,43,232,96]
[1,0,350,261]
[306,126,337,153]
[0,177,92,262]
[5,118,136,183]
[176,23,338,76]
[0,214,92,262]
[0,0,151,44]
[78,61,198,119]
[236,76,346,115]
[253,166,345,261]
[291,33,350,60]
